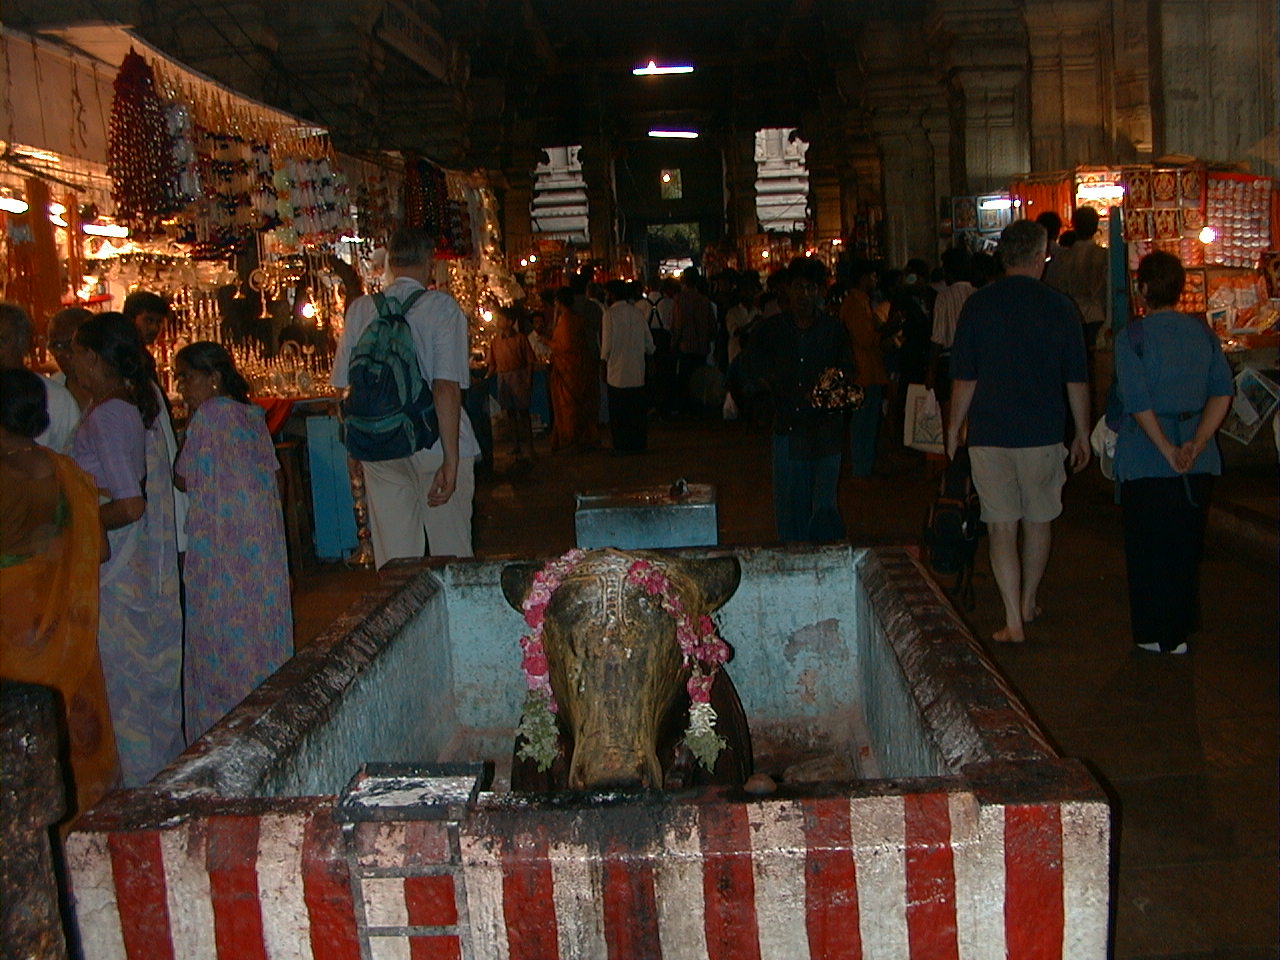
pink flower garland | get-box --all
[624,559,730,704]
[516,550,731,771]
[519,548,587,713]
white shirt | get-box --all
[724,303,758,364]
[931,281,975,350]
[332,276,480,458]
[648,294,675,332]
[37,375,81,454]
[601,299,655,389]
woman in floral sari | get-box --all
[0,368,119,819]
[71,313,184,786]
[173,342,292,740]
[549,287,598,452]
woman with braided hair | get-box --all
[173,341,292,740]
[70,312,184,785]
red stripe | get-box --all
[206,815,269,960]
[405,874,458,927]
[302,811,362,960]
[801,796,861,960]
[409,935,463,960]
[904,793,959,960]
[699,802,762,960]
[501,830,559,960]
[1004,805,1064,960]
[603,837,662,960]
[108,831,175,960]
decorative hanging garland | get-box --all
[108,49,180,231]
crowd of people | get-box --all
[0,212,1235,818]
[476,213,1231,660]
[0,295,292,819]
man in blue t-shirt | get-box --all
[946,219,1091,644]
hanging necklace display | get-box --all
[107,49,180,233]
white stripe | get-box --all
[747,801,809,960]
[1060,801,1110,960]
[949,793,1005,960]
[256,814,311,960]
[158,825,218,959]
[64,831,128,960]
[849,795,909,959]
[363,876,410,928]
[653,806,710,960]
[460,831,511,960]
[368,936,412,960]
[550,841,607,960]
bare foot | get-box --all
[1022,605,1043,625]
[992,626,1026,644]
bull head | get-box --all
[502,550,740,790]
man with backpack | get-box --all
[331,226,480,567]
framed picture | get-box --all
[1221,367,1280,446]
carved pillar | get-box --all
[861,21,953,265]
[578,136,618,267]
[928,0,1031,192]
[1023,0,1116,169]
[722,129,760,242]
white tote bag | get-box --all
[903,383,945,455]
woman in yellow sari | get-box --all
[0,368,118,821]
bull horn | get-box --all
[684,556,741,612]
[500,562,541,611]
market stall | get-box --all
[1007,162,1280,459]
[3,24,523,561]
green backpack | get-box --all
[341,289,438,461]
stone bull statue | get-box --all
[501,549,752,792]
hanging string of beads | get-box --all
[107,49,180,234]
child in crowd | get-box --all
[487,308,538,459]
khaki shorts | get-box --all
[969,444,1067,523]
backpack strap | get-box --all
[374,287,428,322]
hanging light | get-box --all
[82,222,130,238]
[1198,226,1218,244]
[633,60,694,76]
[300,300,317,320]
[0,196,29,214]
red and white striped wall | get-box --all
[65,803,363,960]
[66,788,1109,960]
[460,790,1110,960]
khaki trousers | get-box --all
[361,448,475,568]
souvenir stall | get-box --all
[1008,163,1280,456]
[2,25,520,565]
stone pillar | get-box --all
[1023,0,1116,170]
[861,21,954,265]
[578,136,618,268]
[0,682,69,960]
[1152,0,1279,178]
[1111,0,1154,160]
[501,137,541,268]
[928,0,1031,192]
[722,130,760,244]
[804,135,844,246]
